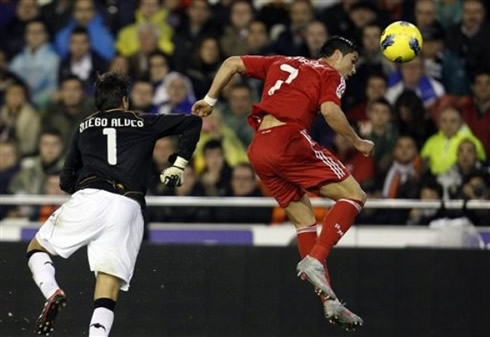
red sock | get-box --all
[296,224,317,258]
[309,199,363,263]
[296,224,331,283]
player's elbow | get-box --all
[320,102,340,120]
[223,56,245,73]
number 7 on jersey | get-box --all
[268,64,299,96]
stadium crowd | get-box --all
[0,0,489,225]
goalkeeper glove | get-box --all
[160,156,188,188]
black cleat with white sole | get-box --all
[35,289,66,336]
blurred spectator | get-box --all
[304,21,328,59]
[421,106,486,175]
[172,0,218,72]
[210,0,233,29]
[420,23,471,96]
[414,0,440,30]
[348,2,379,44]
[459,70,490,155]
[0,49,21,106]
[332,132,376,190]
[320,0,357,38]
[393,90,436,147]
[1,0,40,58]
[187,37,222,99]
[346,72,387,122]
[130,78,156,113]
[37,171,65,222]
[42,75,93,145]
[149,51,172,106]
[212,163,272,223]
[9,20,59,108]
[386,57,445,110]
[344,23,394,110]
[55,0,115,61]
[445,0,490,79]
[148,136,177,195]
[246,20,273,55]
[158,72,195,115]
[97,0,137,34]
[273,0,313,56]
[461,172,489,200]
[194,110,248,173]
[220,0,254,57]
[407,178,445,225]
[40,0,73,36]
[436,0,463,30]
[0,82,40,156]
[256,0,290,30]
[58,27,108,92]
[460,172,490,226]
[199,139,232,197]
[361,98,399,177]
[128,23,162,78]
[108,54,130,77]
[0,140,20,219]
[438,139,488,200]
[382,135,421,198]
[358,23,395,76]
[220,83,254,147]
[9,128,64,197]
[116,0,174,57]
[376,0,414,22]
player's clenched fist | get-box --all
[160,156,188,187]
[191,99,214,117]
[355,139,375,157]
[192,94,217,117]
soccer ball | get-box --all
[380,21,423,63]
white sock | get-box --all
[27,252,60,299]
[89,307,114,337]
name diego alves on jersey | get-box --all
[79,117,144,133]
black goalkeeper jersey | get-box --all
[60,109,202,208]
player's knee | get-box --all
[347,187,366,205]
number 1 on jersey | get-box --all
[102,128,117,165]
[268,64,299,96]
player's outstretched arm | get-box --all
[192,56,246,117]
[321,101,375,157]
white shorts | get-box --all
[36,189,144,291]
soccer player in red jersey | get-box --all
[192,36,374,330]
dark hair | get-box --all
[394,89,425,123]
[420,177,443,197]
[60,74,83,86]
[94,72,129,111]
[319,36,358,58]
[367,72,387,84]
[203,139,223,153]
[25,19,47,30]
[233,162,255,177]
[230,82,252,94]
[71,26,89,37]
[471,68,490,84]
[149,50,172,66]
[368,97,392,112]
[40,128,63,139]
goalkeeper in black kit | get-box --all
[25,72,202,336]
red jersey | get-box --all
[241,55,346,131]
